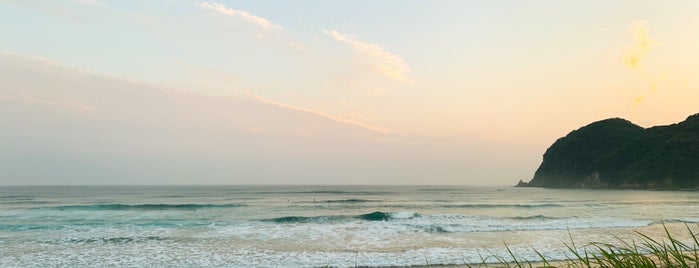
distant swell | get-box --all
[252,191,392,195]
[324,199,381,203]
[445,204,563,209]
[1,200,50,205]
[46,203,244,211]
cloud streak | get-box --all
[72,0,104,7]
[623,21,655,70]
[325,30,411,83]
[3,51,388,135]
[247,93,389,134]
[0,95,97,112]
[197,2,282,31]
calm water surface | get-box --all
[1,185,699,267]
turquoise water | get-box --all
[2,185,699,267]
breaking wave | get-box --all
[265,211,421,223]
[53,236,166,244]
[510,215,560,220]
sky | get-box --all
[1,0,698,185]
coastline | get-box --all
[3,186,699,267]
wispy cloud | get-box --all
[0,94,97,112]
[2,51,388,134]
[325,30,411,83]
[197,2,282,31]
[623,21,655,70]
[72,0,104,7]
[1,51,150,89]
[26,96,96,112]
[247,93,389,134]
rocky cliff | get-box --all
[524,114,699,189]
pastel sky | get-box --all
[1,0,698,185]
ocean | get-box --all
[1,185,699,267]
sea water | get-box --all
[2,185,699,267]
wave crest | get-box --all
[445,204,563,209]
[46,203,244,211]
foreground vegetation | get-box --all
[473,225,699,268]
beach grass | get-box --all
[462,224,699,268]
[326,224,699,268]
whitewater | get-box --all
[2,185,699,267]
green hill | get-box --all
[523,113,699,189]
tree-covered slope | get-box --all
[526,114,699,189]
